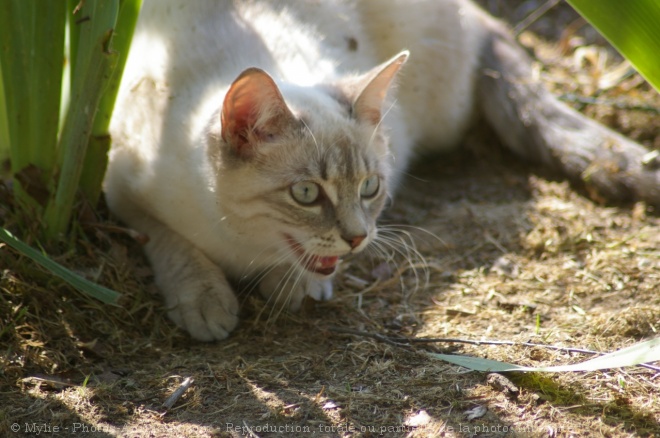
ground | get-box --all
[1,1,659,437]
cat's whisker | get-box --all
[377,228,428,269]
[300,117,322,160]
[238,244,292,290]
[238,233,319,329]
[369,226,430,295]
[267,266,305,325]
[250,261,297,326]
[379,223,447,247]
[238,246,306,316]
[367,97,398,150]
[363,239,391,262]
[378,224,443,284]
[262,250,312,327]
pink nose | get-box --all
[343,234,366,249]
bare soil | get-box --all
[1,2,659,437]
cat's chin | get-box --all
[284,234,340,276]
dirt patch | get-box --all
[1,2,659,437]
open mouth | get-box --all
[285,234,340,276]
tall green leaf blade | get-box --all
[567,0,660,93]
[0,1,66,195]
[1,1,35,168]
[44,0,120,238]
[80,0,143,204]
[0,227,121,305]
[31,2,67,173]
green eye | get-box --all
[291,181,320,204]
[360,175,380,198]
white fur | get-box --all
[105,0,497,340]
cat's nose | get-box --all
[343,234,366,249]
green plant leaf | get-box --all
[0,1,66,205]
[44,0,120,238]
[0,227,120,305]
[567,0,660,93]
[429,337,660,372]
[80,0,143,205]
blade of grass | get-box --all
[566,0,660,93]
[0,227,120,305]
[44,0,120,238]
[80,0,143,205]
[0,1,66,203]
[429,337,660,372]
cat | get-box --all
[105,0,660,341]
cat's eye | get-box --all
[360,175,380,198]
[291,181,320,205]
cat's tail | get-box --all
[476,17,660,206]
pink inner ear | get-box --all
[354,104,382,126]
[221,71,262,149]
[221,68,294,155]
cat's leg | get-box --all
[105,155,239,341]
[141,218,240,341]
[475,14,660,206]
[257,265,333,312]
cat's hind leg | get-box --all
[475,15,660,206]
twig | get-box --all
[327,326,660,372]
[326,327,413,350]
[559,93,660,114]
[162,377,194,410]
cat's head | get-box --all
[208,52,408,278]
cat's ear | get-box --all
[352,51,409,125]
[221,68,295,156]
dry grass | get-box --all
[1,2,659,437]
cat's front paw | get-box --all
[163,270,240,342]
[258,266,334,311]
